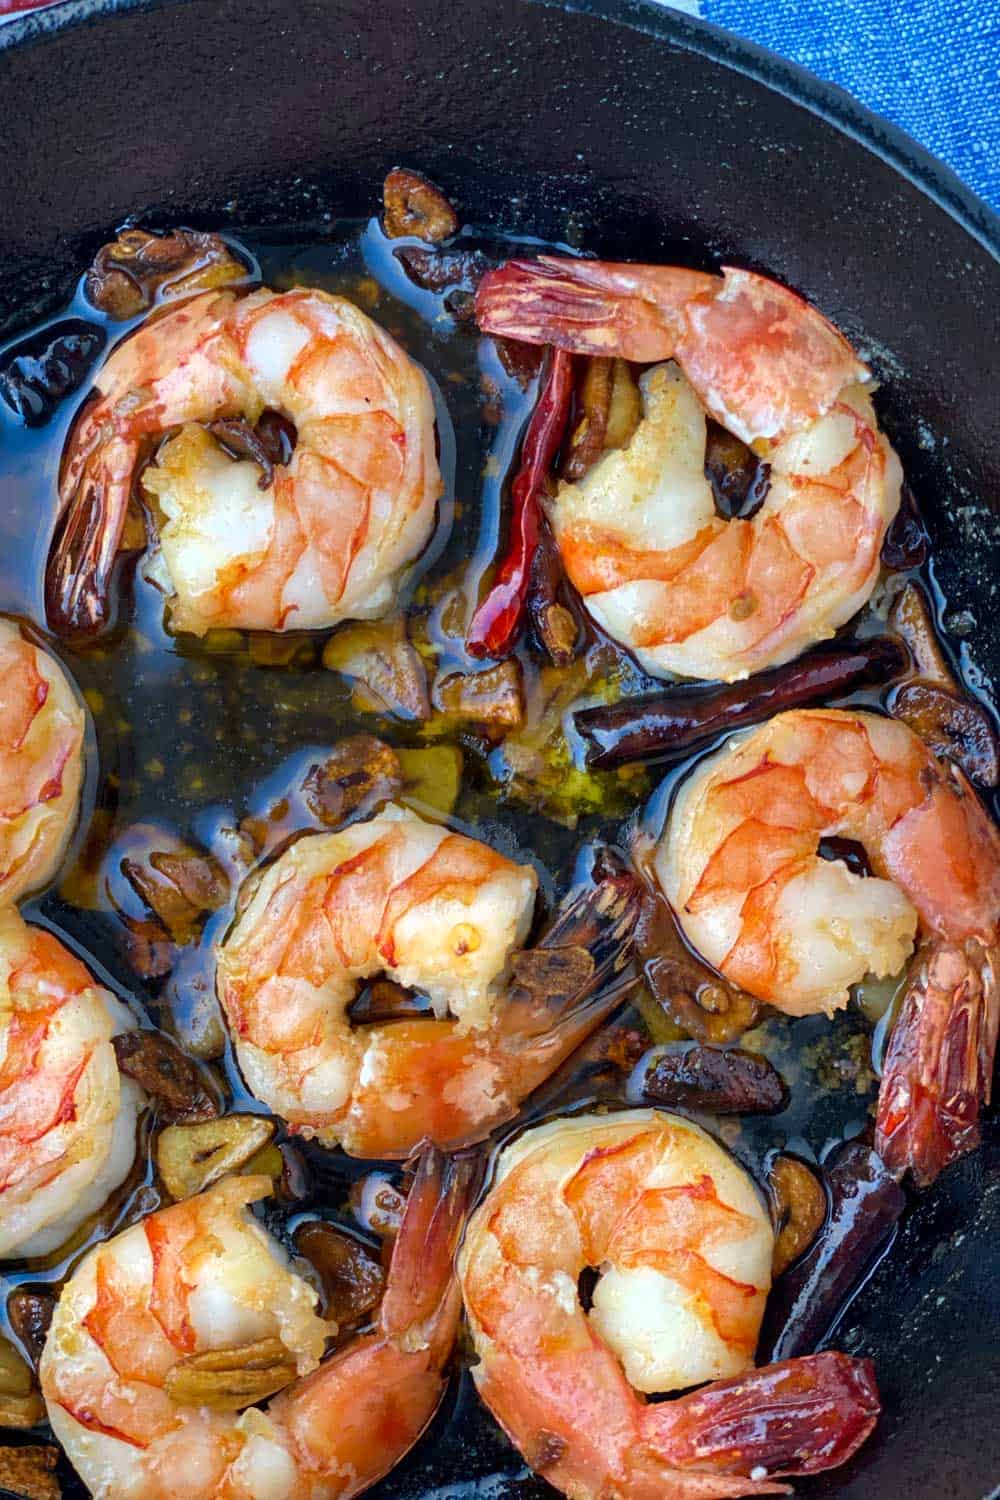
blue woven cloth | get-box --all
[692,0,999,210]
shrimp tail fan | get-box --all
[648,1351,881,1479]
[382,1147,484,1339]
[876,937,1000,1186]
[503,846,643,1045]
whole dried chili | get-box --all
[466,347,574,658]
[576,636,906,770]
[757,1142,905,1362]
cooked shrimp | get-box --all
[41,1147,477,1499]
[476,259,902,681]
[458,1110,880,1499]
[46,286,441,636]
[217,805,640,1156]
[655,708,1000,1183]
[0,618,84,905]
[0,907,143,1259]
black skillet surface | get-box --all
[1,1,999,1496]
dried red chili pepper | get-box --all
[576,635,906,770]
[757,1142,905,1363]
[466,347,573,658]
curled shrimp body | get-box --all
[217,805,641,1156]
[0,907,143,1259]
[0,619,84,906]
[655,708,1000,1183]
[41,1148,477,1499]
[476,259,901,681]
[458,1110,880,1499]
[47,286,441,637]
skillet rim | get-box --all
[1,0,998,264]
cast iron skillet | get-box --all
[1,1,999,1496]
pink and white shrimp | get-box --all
[216,804,641,1157]
[0,618,84,906]
[0,907,143,1259]
[40,1147,477,1499]
[476,259,902,681]
[654,708,1000,1183]
[458,1109,880,1499]
[46,286,441,637]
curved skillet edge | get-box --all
[2,0,998,259]
[562,0,1000,257]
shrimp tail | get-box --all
[270,1147,481,1494]
[380,1146,483,1350]
[46,434,133,636]
[501,847,643,1050]
[875,938,999,1186]
[475,256,715,362]
[647,1352,881,1480]
[539,846,644,972]
[478,259,871,451]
